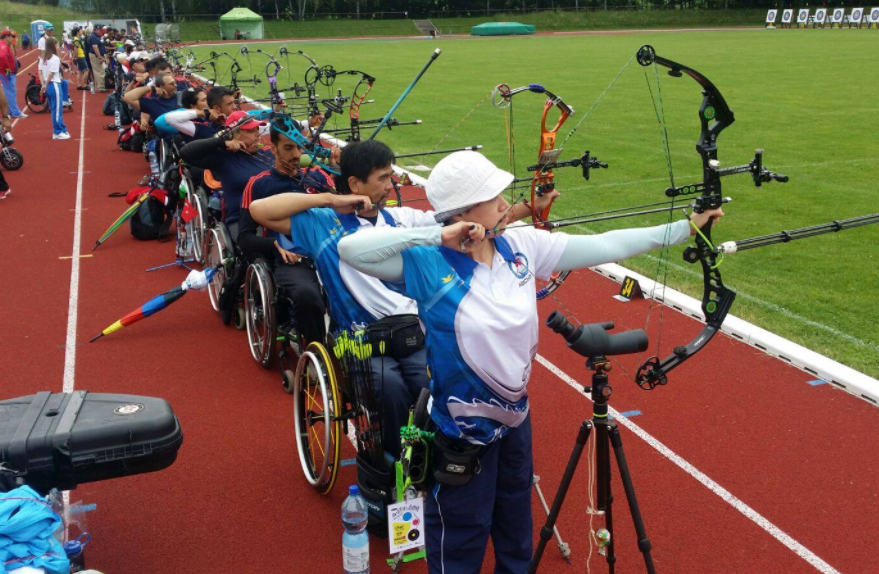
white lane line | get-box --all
[62,96,87,393]
[534,354,842,574]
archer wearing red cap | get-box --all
[178,110,274,239]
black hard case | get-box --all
[0,391,183,493]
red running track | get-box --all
[1,48,877,573]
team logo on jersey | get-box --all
[508,253,530,279]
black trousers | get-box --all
[0,169,8,192]
[273,262,326,345]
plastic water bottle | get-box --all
[63,532,91,573]
[148,149,160,180]
[89,81,95,94]
[342,485,370,574]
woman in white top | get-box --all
[338,151,723,573]
[40,36,69,140]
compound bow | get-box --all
[631,45,789,389]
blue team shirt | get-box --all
[286,208,397,330]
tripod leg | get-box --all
[528,420,593,574]
[597,419,617,572]
[608,423,657,574]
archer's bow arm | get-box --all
[553,220,690,272]
[338,220,691,283]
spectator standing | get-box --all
[40,37,69,140]
[71,27,89,90]
[88,26,109,93]
[0,30,26,119]
[0,85,12,198]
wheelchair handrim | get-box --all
[293,350,334,487]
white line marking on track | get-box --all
[62,96,87,394]
[534,354,842,574]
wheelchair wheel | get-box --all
[293,342,342,495]
[233,306,246,330]
[245,261,278,368]
[190,188,208,265]
[205,223,233,312]
[25,85,47,114]
[1,148,24,171]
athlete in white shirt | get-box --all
[39,36,68,139]
[337,150,724,574]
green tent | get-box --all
[219,7,264,40]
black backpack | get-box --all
[102,93,118,116]
[129,196,173,241]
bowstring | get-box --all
[493,54,638,235]
[427,89,493,155]
[639,58,678,368]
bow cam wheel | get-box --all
[536,271,571,301]
[491,84,513,109]
[636,45,656,67]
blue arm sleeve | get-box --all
[286,207,341,260]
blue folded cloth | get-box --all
[0,486,70,574]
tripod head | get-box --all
[546,312,649,360]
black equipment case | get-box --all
[0,391,183,493]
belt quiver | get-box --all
[366,314,424,360]
[432,431,484,487]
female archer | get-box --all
[338,151,723,573]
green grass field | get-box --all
[194,30,879,378]
[0,0,96,37]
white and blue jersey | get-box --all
[397,225,568,445]
[286,206,437,330]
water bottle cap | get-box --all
[348,485,359,496]
[63,540,83,555]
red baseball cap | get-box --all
[225,110,266,130]
[0,30,16,39]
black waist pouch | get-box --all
[432,431,484,487]
[366,314,424,360]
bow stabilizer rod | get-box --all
[368,49,441,140]
[717,213,879,254]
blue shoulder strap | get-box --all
[379,209,398,227]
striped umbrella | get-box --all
[92,186,159,251]
[90,268,216,343]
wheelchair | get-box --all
[155,137,209,266]
[289,324,432,520]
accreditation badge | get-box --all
[387,497,425,554]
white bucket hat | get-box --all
[427,151,513,222]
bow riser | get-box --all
[531,97,573,229]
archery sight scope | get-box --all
[547,312,648,358]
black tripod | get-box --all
[530,313,656,574]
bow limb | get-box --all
[530,89,573,229]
